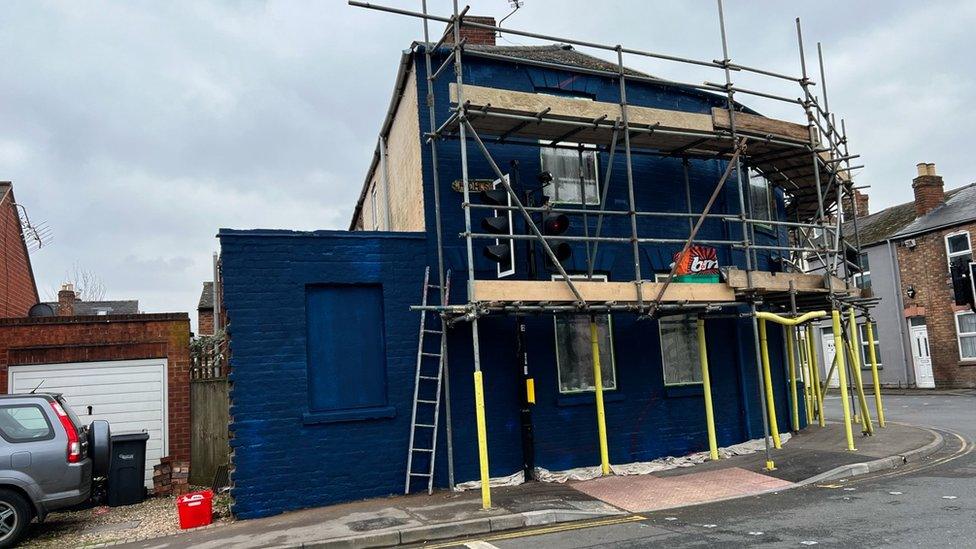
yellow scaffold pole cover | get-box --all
[865,319,886,427]
[847,309,874,435]
[755,310,827,326]
[831,309,856,451]
[807,324,825,427]
[757,319,782,449]
[785,326,800,432]
[590,318,611,476]
[472,371,491,509]
[798,327,813,425]
[697,318,719,461]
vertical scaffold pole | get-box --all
[865,317,886,427]
[615,47,643,311]
[717,0,773,470]
[450,0,490,509]
[590,317,611,475]
[786,326,800,432]
[831,309,856,451]
[798,326,813,425]
[847,308,874,435]
[757,319,782,449]
[697,317,719,460]
[807,324,825,427]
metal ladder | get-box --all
[405,266,451,495]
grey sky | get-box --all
[1,1,973,330]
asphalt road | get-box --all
[432,394,975,548]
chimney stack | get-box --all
[843,189,870,217]
[912,162,945,217]
[57,283,76,316]
[443,16,497,46]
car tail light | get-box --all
[50,401,81,463]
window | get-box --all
[955,311,976,361]
[0,404,54,443]
[306,285,389,414]
[493,176,515,278]
[858,321,881,369]
[655,274,702,385]
[553,275,616,393]
[540,145,599,205]
[747,169,775,222]
[853,252,871,289]
[370,187,380,230]
[946,231,972,271]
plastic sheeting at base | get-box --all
[454,433,791,490]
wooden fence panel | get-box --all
[190,378,230,486]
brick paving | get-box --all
[571,467,793,512]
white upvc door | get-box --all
[909,324,935,388]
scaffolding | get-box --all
[352,0,883,507]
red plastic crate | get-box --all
[176,490,214,529]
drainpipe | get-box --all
[379,136,393,230]
[212,252,221,333]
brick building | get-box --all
[826,163,976,389]
[197,281,215,335]
[0,182,40,317]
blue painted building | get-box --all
[220,30,808,519]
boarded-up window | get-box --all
[306,285,387,411]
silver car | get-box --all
[0,393,109,547]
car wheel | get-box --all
[0,488,31,548]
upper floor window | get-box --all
[854,252,871,289]
[540,145,599,205]
[945,231,972,270]
[552,275,616,393]
[747,169,775,222]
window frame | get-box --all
[955,311,976,361]
[0,403,55,443]
[945,230,972,270]
[493,176,516,278]
[539,142,601,206]
[551,274,617,394]
[857,321,882,370]
[370,186,380,230]
[853,252,871,290]
[655,274,703,386]
[747,168,776,227]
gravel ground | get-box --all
[21,491,233,548]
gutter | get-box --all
[348,47,416,231]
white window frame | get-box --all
[551,274,617,394]
[853,252,871,289]
[747,168,775,225]
[494,176,515,278]
[857,321,881,369]
[370,186,380,230]
[955,311,976,361]
[539,142,600,206]
[945,230,972,270]
[655,274,703,386]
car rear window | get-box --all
[0,404,55,442]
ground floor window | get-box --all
[655,274,702,385]
[956,312,976,360]
[858,321,881,369]
[553,275,616,393]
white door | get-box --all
[8,359,168,488]
[820,327,840,388]
[910,325,935,388]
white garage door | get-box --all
[8,358,168,488]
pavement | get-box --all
[112,418,941,549]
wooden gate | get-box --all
[190,334,230,486]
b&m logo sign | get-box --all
[672,246,720,283]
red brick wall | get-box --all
[0,313,192,459]
[897,222,976,388]
[198,309,214,336]
[0,188,39,317]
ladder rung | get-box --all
[412,448,434,453]
[417,399,437,404]
[424,329,443,334]
[428,284,442,289]
[415,423,435,428]
[409,472,431,477]
[419,375,439,380]
[421,352,441,358]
